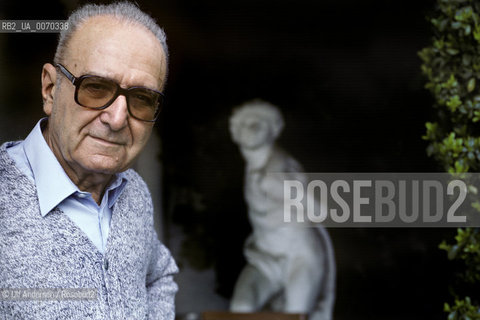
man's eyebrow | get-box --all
[82,70,116,81]
[81,70,161,91]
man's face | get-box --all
[42,16,166,177]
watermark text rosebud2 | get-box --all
[267,173,480,227]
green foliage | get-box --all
[439,228,480,283]
[444,297,480,320]
[419,0,480,318]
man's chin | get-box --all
[80,157,128,175]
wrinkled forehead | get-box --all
[63,15,166,87]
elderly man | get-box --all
[0,2,177,319]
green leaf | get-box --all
[447,310,456,320]
[467,78,476,92]
[447,48,460,55]
[474,26,480,42]
[446,95,462,111]
[448,244,459,260]
[445,302,452,312]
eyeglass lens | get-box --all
[77,76,161,121]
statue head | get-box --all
[229,99,284,150]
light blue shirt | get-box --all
[6,118,128,254]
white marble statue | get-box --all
[229,100,336,320]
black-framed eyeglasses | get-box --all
[55,63,163,122]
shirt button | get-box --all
[77,193,88,199]
[104,259,109,271]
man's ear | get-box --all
[41,63,57,116]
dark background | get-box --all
[0,0,457,319]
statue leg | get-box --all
[283,262,323,313]
[230,264,280,312]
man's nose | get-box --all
[100,94,129,131]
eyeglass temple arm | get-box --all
[55,63,77,85]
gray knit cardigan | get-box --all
[0,141,178,319]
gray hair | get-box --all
[54,1,168,70]
[229,99,285,142]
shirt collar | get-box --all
[23,118,128,216]
[106,172,128,209]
